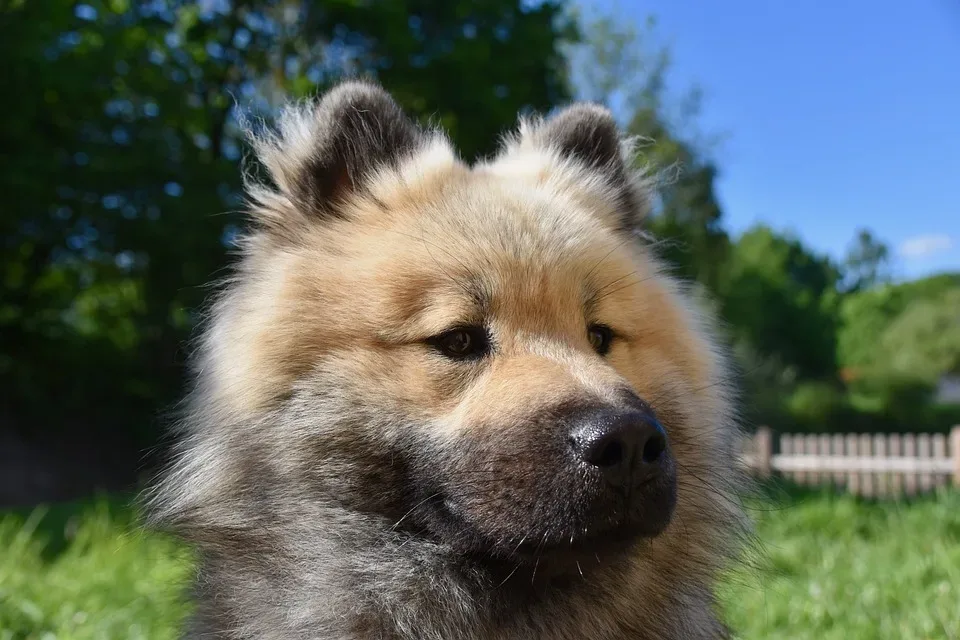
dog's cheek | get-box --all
[265,382,416,519]
[306,431,414,516]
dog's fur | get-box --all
[147,80,747,639]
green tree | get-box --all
[842,228,890,293]
[718,225,841,380]
[879,288,960,381]
[838,272,960,372]
[836,285,902,371]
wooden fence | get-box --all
[741,425,960,497]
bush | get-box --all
[755,372,957,435]
[850,374,934,420]
[785,381,849,431]
[929,402,960,430]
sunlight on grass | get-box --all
[1,489,957,639]
[0,497,194,640]
[719,487,960,640]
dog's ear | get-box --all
[530,103,626,175]
[507,103,651,232]
[249,80,428,225]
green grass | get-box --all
[720,485,960,640]
[1,487,958,639]
[0,496,194,640]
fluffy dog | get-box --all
[148,79,747,639]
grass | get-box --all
[0,497,194,640]
[719,485,960,640]
[1,486,958,639]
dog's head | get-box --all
[172,81,741,581]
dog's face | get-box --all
[195,82,734,577]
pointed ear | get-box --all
[512,103,651,231]
[249,79,429,223]
[530,103,625,173]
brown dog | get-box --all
[148,79,747,639]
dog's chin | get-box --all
[464,524,654,585]
[418,495,673,581]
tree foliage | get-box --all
[838,273,960,375]
[881,289,960,379]
[719,226,841,380]
[842,228,891,293]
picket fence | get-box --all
[740,426,960,497]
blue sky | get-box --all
[581,0,960,280]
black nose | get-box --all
[568,408,668,488]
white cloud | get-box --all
[898,234,954,259]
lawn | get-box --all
[1,486,958,639]
[718,486,959,640]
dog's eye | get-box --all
[429,326,490,360]
[588,324,614,355]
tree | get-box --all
[718,225,841,379]
[837,272,960,372]
[836,284,903,371]
[880,288,960,381]
[841,228,890,293]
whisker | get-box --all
[496,562,523,588]
[391,492,441,531]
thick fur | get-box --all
[147,79,747,639]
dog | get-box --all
[147,79,747,639]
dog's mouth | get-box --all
[418,491,664,566]
[508,522,648,557]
